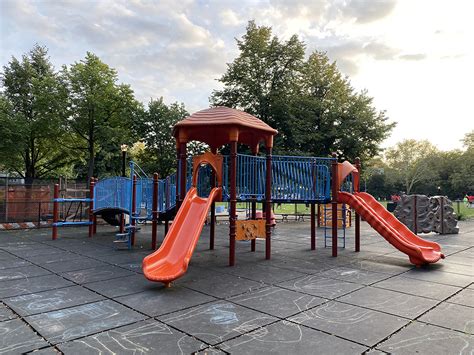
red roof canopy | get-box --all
[173,107,277,152]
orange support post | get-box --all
[52,184,59,240]
[88,180,95,238]
[152,173,159,250]
[131,175,137,246]
[331,153,338,257]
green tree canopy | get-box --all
[211,21,394,160]
[132,98,188,177]
[0,45,70,181]
[63,52,142,180]
[385,139,439,194]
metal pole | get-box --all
[52,184,59,240]
[176,144,181,211]
[355,157,361,252]
[229,141,237,266]
[131,175,137,246]
[93,178,97,235]
[88,180,94,238]
[152,173,159,250]
[440,196,445,234]
[265,146,272,260]
[122,150,126,177]
[179,142,187,208]
[331,152,338,257]
[120,150,126,233]
[210,154,216,250]
[413,195,418,234]
[5,175,8,223]
[311,202,316,250]
[251,200,256,252]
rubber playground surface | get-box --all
[0,220,472,354]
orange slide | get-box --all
[143,186,222,284]
[338,191,444,266]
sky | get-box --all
[1,0,473,151]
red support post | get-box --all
[92,178,97,235]
[354,157,361,252]
[210,161,216,250]
[131,175,137,246]
[88,180,95,238]
[265,146,272,260]
[311,202,316,250]
[229,141,237,266]
[52,184,59,240]
[165,176,170,237]
[152,173,159,250]
[331,153,338,257]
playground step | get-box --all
[113,239,130,243]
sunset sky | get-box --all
[1,0,472,151]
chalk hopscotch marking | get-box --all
[163,302,274,345]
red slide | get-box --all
[338,191,444,266]
[143,187,221,284]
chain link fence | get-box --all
[0,177,88,226]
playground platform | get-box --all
[0,220,472,354]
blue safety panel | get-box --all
[271,156,332,202]
[94,177,131,214]
[136,178,152,219]
[182,153,333,202]
[166,173,177,210]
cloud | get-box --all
[399,53,427,61]
[341,0,397,23]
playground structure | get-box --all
[51,107,445,286]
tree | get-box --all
[0,45,70,181]
[132,98,188,176]
[450,130,474,196]
[211,21,394,159]
[63,53,141,180]
[210,21,305,152]
[385,139,438,194]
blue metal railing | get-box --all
[94,177,132,213]
[93,154,335,219]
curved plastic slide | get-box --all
[142,187,221,284]
[338,191,444,266]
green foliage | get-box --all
[211,21,305,152]
[450,130,474,195]
[366,133,474,199]
[0,45,71,180]
[211,21,395,160]
[63,52,142,180]
[384,139,438,194]
[132,98,188,177]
